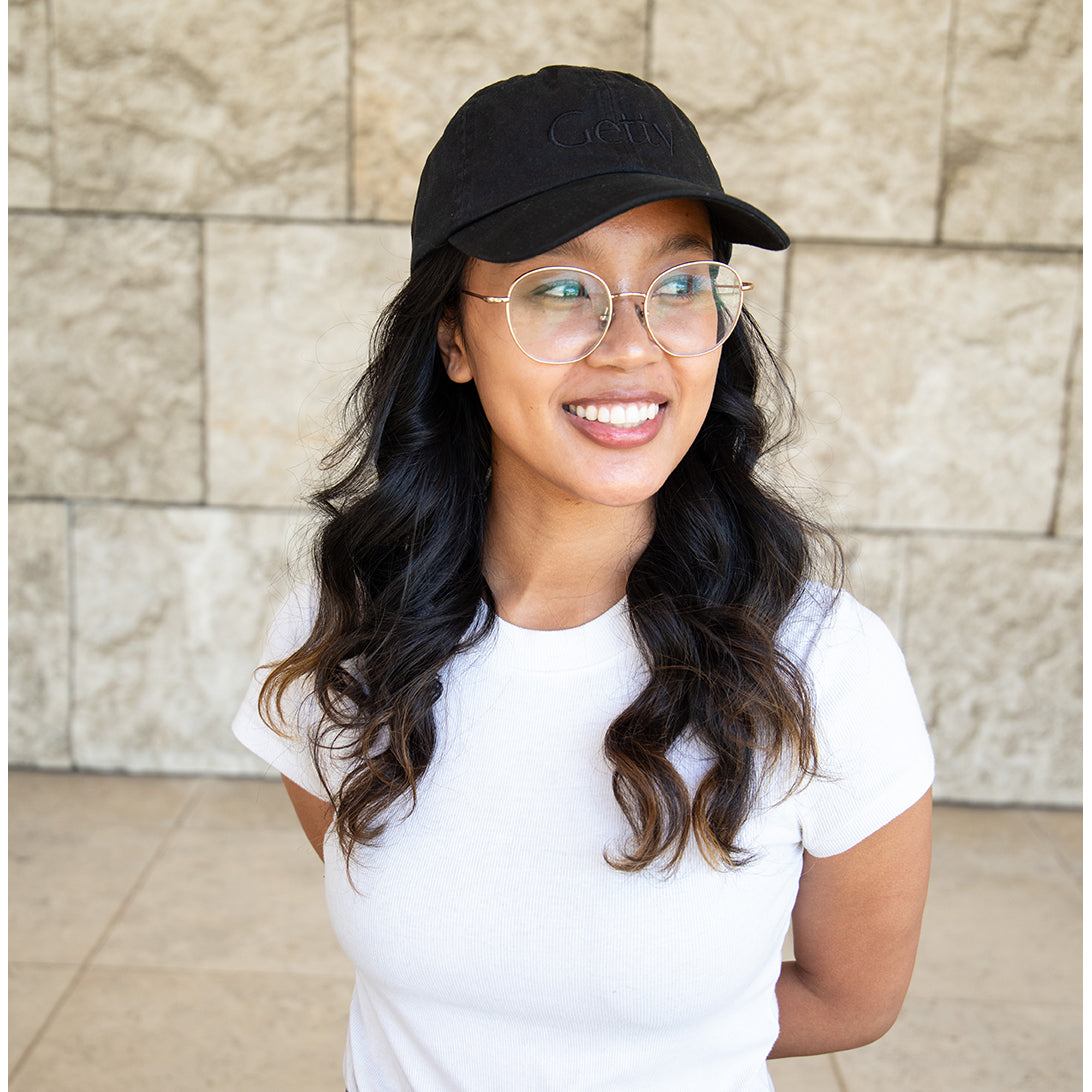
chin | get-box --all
[576,477,667,510]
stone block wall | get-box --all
[9,0,1081,804]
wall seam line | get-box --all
[643,0,655,78]
[43,0,58,208]
[65,500,77,769]
[933,0,962,243]
[1045,308,1083,536]
[197,219,210,505]
[345,0,356,217]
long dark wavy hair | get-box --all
[261,231,839,873]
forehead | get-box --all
[492,199,714,274]
[551,199,712,263]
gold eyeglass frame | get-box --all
[461,261,753,365]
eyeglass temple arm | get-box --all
[461,290,509,304]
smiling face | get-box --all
[437,199,723,522]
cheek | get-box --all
[680,359,721,431]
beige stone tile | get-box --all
[9,821,165,963]
[351,4,647,220]
[94,825,343,976]
[71,505,301,775]
[930,804,1063,881]
[836,995,1081,1091]
[941,0,1081,246]
[9,967,351,1092]
[182,776,301,831]
[51,0,347,216]
[766,1054,843,1091]
[787,246,1078,532]
[8,770,199,834]
[8,0,52,207]
[8,963,80,1075]
[738,247,789,355]
[1055,329,1081,536]
[838,532,907,642]
[205,221,410,507]
[915,806,1080,1004]
[9,214,203,502]
[652,0,950,242]
[1024,807,1082,884]
[904,537,1080,805]
[9,502,70,767]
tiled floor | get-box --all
[8,771,1082,1091]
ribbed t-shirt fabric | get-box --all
[233,583,934,1091]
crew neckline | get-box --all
[481,597,633,673]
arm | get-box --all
[769,787,932,1058]
[281,775,335,862]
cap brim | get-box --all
[447,172,789,263]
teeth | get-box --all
[565,402,661,428]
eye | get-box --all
[534,278,589,302]
[653,272,706,302]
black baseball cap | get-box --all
[410,65,789,269]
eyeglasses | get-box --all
[461,261,752,365]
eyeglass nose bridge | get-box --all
[594,289,651,347]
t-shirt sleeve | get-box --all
[787,587,935,858]
[231,585,331,800]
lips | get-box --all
[561,395,668,448]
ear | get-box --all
[437,311,474,384]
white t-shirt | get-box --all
[233,583,934,1091]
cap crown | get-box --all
[410,66,787,267]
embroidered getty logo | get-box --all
[547,110,674,154]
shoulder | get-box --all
[779,583,934,855]
[779,581,904,680]
[262,583,320,660]
[779,581,922,734]
[231,583,330,798]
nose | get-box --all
[588,292,660,368]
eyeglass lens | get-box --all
[505,262,743,364]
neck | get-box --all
[483,488,653,631]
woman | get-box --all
[233,65,933,1091]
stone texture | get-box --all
[9,501,71,768]
[71,504,304,774]
[652,0,950,242]
[51,0,347,216]
[787,245,1079,532]
[9,769,199,831]
[904,536,1080,805]
[1025,807,1081,883]
[350,0,647,220]
[9,214,203,502]
[205,221,410,507]
[183,776,301,829]
[8,964,80,1076]
[838,532,908,642]
[93,827,346,976]
[766,1055,843,1091]
[917,805,1080,1003]
[1054,328,1081,536]
[10,820,166,963]
[832,803,1082,1089]
[836,995,1080,1091]
[738,246,789,355]
[8,0,52,207]
[9,967,351,1092]
[941,0,1081,246]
